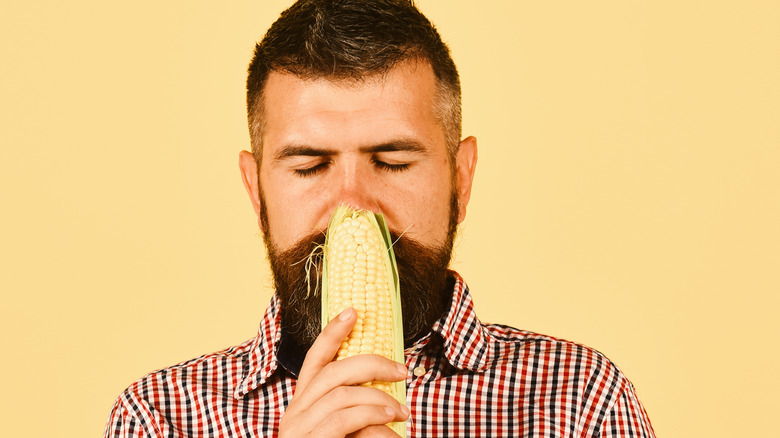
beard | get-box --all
[263,193,459,352]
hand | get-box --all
[278,308,410,437]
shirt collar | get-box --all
[234,294,283,399]
[410,271,493,373]
[235,270,492,398]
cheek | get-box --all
[389,169,453,239]
[266,178,338,245]
[260,175,307,242]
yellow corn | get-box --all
[321,206,406,436]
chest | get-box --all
[154,364,588,437]
[402,357,587,437]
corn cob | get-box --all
[321,206,406,436]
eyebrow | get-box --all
[273,139,429,161]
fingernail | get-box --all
[384,406,394,417]
[339,308,353,321]
[400,404,410,417]
[396,363,406,376]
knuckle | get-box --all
[368,354,385,369]
[319,360,338,381]
[331,385,350,400]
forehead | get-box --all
[259,61,445,154]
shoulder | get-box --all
[104,339,256,436]
[483,323,631,392]
[485,323,615,362]
[115,338,255,411]
[485,323,605,354]
[476,323,654,436]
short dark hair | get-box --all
[246,0,461,164]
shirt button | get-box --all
[413,366,426,377]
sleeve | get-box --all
[103,395,160,438]
[598,382,656,438]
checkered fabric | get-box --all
[105,272,655,437]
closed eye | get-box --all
[373,159,410,173]
[294,161,331,177]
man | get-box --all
[105,1,655,436]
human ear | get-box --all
[455,136,478,224]
[238,150,266,232]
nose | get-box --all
[330,161,379,213]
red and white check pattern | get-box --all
[105,272,655,437]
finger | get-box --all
[293,354,406,414]
[315,405,407,438]
[296,307,357,393]
[290,385,407,434]
[348,425,404,437]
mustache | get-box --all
[266,227,453,349]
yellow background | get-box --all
[1,1,778,436]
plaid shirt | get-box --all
[105,272,654,437]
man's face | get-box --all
[239,60,477,344]
[250,60,474,251]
